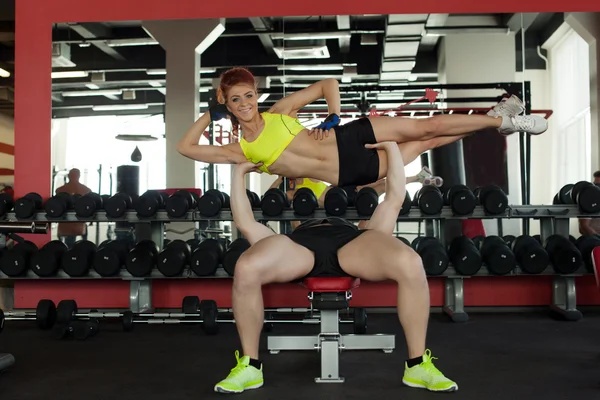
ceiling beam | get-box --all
[503,13,540,32]
[336,16,351,53]
[68,23,126,61]
[248,17,275,55]
[0,44,13,62]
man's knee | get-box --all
[233,253,263,290]
[389,246,426,283]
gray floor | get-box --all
[1,310,600,399]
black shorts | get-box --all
[334,118,380,187]
[287,224,366,278]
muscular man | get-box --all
[578,171,600,235]
[214,142,457,393]
[55,168,92,248]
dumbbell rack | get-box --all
[0,204,596,321]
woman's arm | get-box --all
[269,78,340,116]
[176,112,247,164]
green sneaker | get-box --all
[402,349,458,392]
[214,351,264,393]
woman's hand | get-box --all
[308,113,340,140]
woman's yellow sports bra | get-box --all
[295,178,328,199]
[239,112,306,174]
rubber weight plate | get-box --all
[200,299,218,335]
[324,187,348,216]
[61,240,97,277]
[36,299,57,330]
[512,235,549,274]
[182,296,200,314]
[292,187,318,216]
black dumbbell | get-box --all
[74,193,104,218]
[61,240,97,277]
[246,189,261,209]
[324,187,349,216]
[29,240,68,277]
[135,190,166,217]
[444,185,476,216]
[512,235,549,274]
[14,192,43,219]
[73,319,99,340]
[553,184,575,205]
[414,186,443,215]
[92,240,132,277]
[197,189,228,217]
[190,239,225,276]
[399,191,412,216]
[568,181,600,213]
[292,188,318,216]
[157,240,192,277]
[447,236,482,276]
[261,188,290,217]
[411,237,449,276]
[575,235,600,273]
[355,187,379,216]
[223,238,251,276]
[340,185,358,206]
[544,235,582,274]
[44,192,75,218]
[0,241,38,277]
[104,193,133,218]
[125,240,159,277]
[36,299,57,330]
[502,235,517,248]
[475,185,508,215]
[478,236,516,275]
[0,192,14,217]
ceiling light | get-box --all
[93,104,149,111]
[258,93,270,103]
[0,68,10,78]
[51,71,89,79]
[146,67,216,76]
[271,32,351,41]
[273,46,330,60]
[106,38,159,47]
[277,64,343,71]
[85,83,100,90]
[62,89,123,97]
[424,26,510,36]
[148,81,163,88]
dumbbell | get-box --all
[292,188,318,216]
[0,240,38,277]
[191,239,225,276]
[61,240,97,277]
[568,181,600,213]
[223,238,251,276]
[125,240,159,277]
[512,235,549,274]
[575,235,600,273]
[324,187,349,216]
[74,193,104,218]
[29,240,68,277]
[355,187,379,216]
[246,189,261,209]
[197,189,229,217]
[92,240,132,277]
[0,192,14,217]
[104,193,133,218]
[444,185,476,216]
[414,186,443,215]
[14,192,43,219]
[411,237,449,276]
[544,234,582,274]
[474,185,508,215]
[475,235,516,275]
[157,240,192,277]
[447,236,482,276]
[0,299,57,332]
[553,184,574,205]
[72,319,100,340]
[135,190,167,217]
[502,235,517,248]
[44,192,75,218]
[52,300,100,340]
[261,188,290,217]
[399,191,412,216]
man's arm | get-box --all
[231,162,276,245]
[362,143,406,234]
[579,218,599,235]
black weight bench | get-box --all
[267,277,395,383]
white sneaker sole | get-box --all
[214,382,263,393]
[402,379,458,392]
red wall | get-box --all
[13,0,600,309]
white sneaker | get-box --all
[498,115,548,136]
[416,167,444,187]
[487,95,525,118]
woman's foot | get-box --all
[416,167,444,187]
[487,95,525,117]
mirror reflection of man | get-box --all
[55,168,92,248]
[578,171,600,236]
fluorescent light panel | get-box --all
[277,64,343,71]
[424,27,510,36]
[0,68,10,78]
[146,67,216,75]
[270,32,351,41]
[51,71,89,79]
[62,89,123,97]
[93,104,148,111]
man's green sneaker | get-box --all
[402,349,458,392]
[214,351,264,393]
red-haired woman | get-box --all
[177,67,546,187]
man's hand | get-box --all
[234,161,264,175]
[364,142,397,151]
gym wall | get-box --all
[0,114,13,184]
[12,2,600,309]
